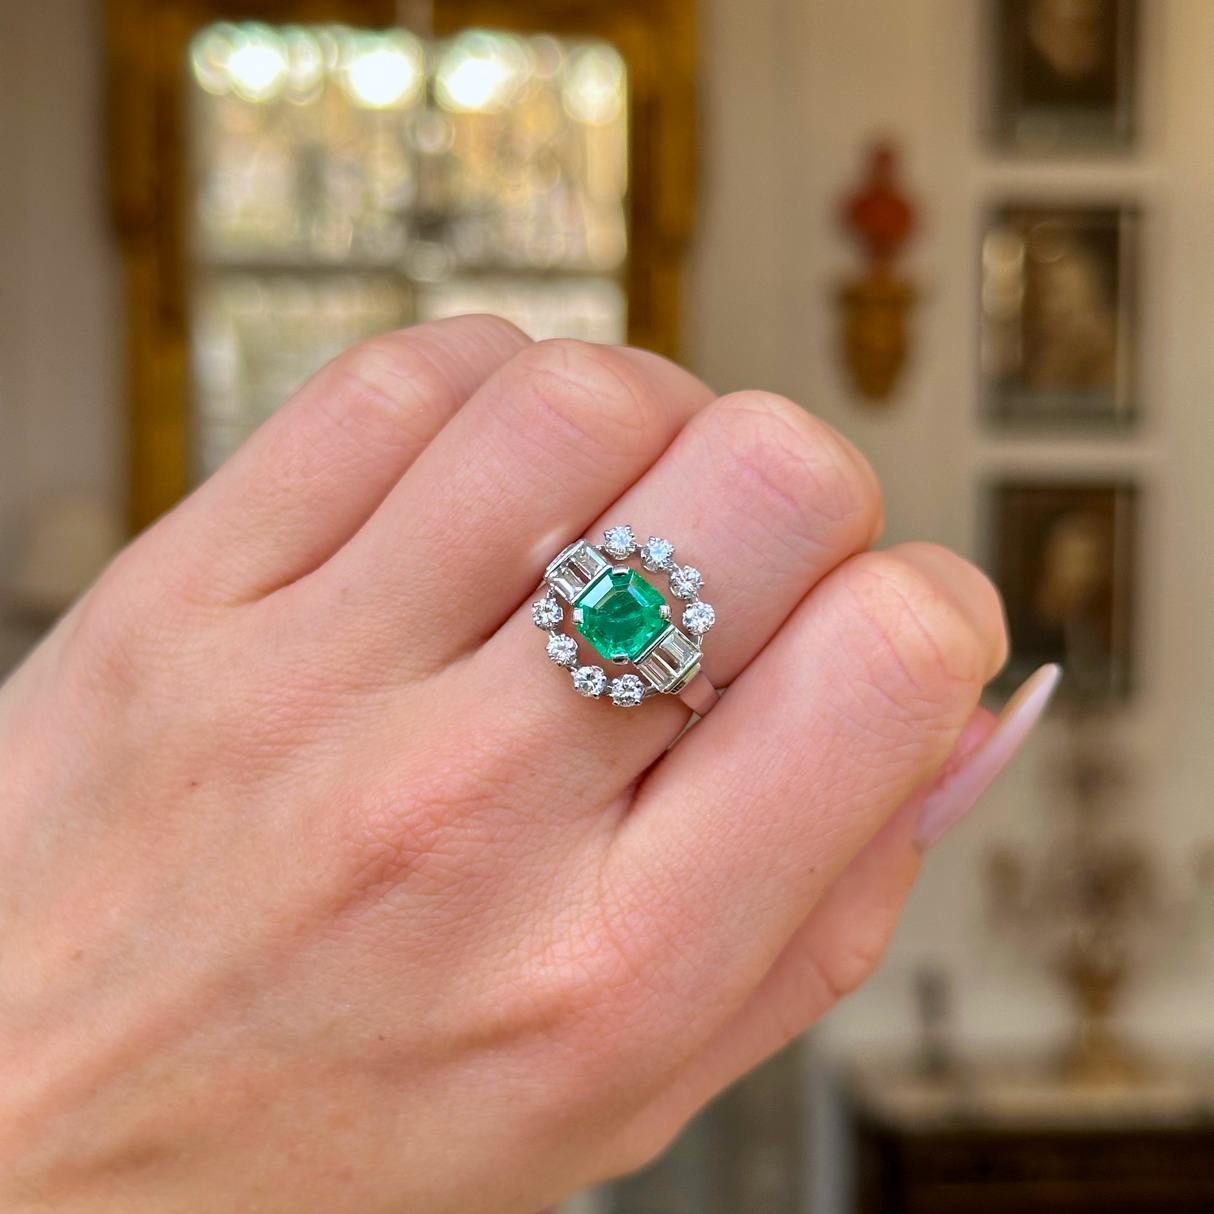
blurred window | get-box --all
[188,22,629,476]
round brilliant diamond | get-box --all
[609,674,646,707]
[669,565,703,600]
[546,634,579,668]
[532,596,563,629]
[573,665,607,697]
[602,525,636,559]
[683,601,715,636]
[641,537,675,571]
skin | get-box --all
[0,317,1007,1214]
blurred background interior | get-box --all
[0,0,1211,1210]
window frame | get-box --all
[107,0,695,531]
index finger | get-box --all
[144,315,532,603]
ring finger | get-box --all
[464,389,885,792]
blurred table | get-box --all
[844,1057,1214,1214]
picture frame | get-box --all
[981,203,1138,429]
[990,0,1138,154]
[989,479,1136,699]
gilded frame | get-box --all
[979,200,1140,430]
[107,0,696,531]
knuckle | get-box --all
[69,550,216,692]
[425,311,531,352]
[512,906,661,1043]
[842,549,992,701]
[704,392,883,555]
[812,917,897,1004]
[501,339,667,463]
[322,333,459,449]
[508,929,642,1058]
[65,584,156,707]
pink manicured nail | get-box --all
[913,664,1062,851]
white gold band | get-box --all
[678,671,719,717]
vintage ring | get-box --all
[533,526,719,716]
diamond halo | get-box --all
[534,527,717,710]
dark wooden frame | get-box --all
[987,478,1137,699]
[989,0,1139,154]
[855,1115,1214,1214]
[107,0,695,531]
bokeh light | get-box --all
[343,32,425,109]
[563,45,626,126]
[435,31,531,113]
[225,26,288,103]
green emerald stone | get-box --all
[575,569,669,663]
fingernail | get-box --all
[913,664,1062,851]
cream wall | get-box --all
[0,0,123,669]
[689,0,1214,1062]
[0,0,1209,1092]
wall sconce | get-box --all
[837,141,917,402]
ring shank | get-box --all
[678,672,719,717]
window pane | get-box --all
[192,272,410,475]
[417,276,625,344]
[187,21,630,479]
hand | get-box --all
[0,319,1006,1213]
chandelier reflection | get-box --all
[189,22,629,476]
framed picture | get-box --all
[989,480,1136,698]
[991,0,1138,152]
[981,204,1138,428]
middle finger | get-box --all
[307,339,715,675]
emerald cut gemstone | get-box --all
[575,569,669,663]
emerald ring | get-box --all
[533,526,719,715]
